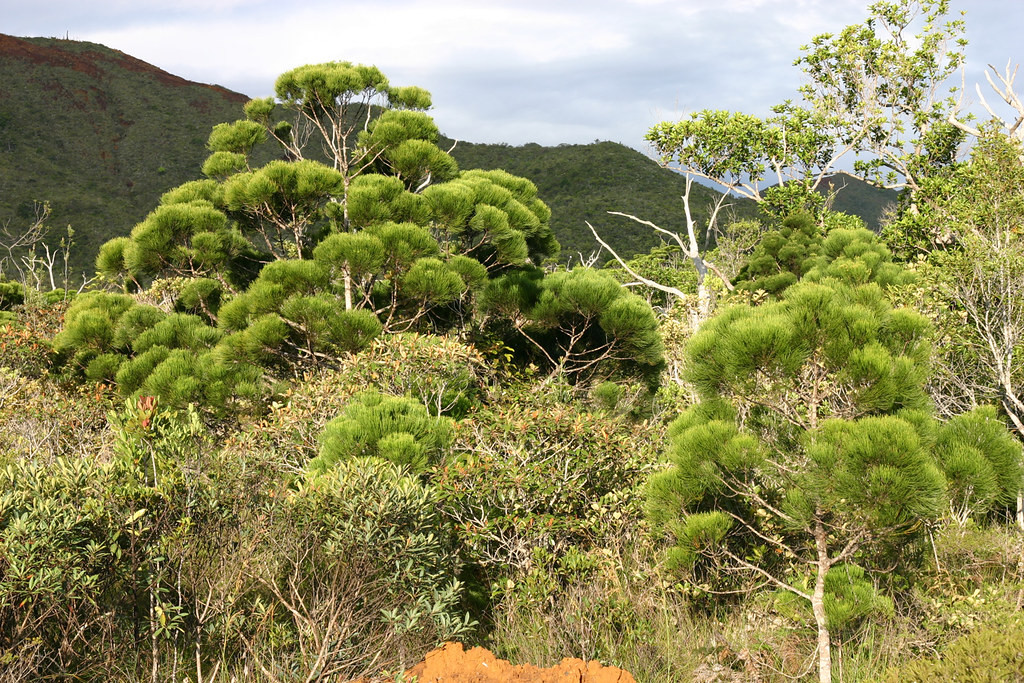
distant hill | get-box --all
[446,140,759,261]
[0,34,252,277]
[817,172,899,232]
[10,35,898,280]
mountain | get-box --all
[446,140,759,261]
[817,172,899,232]
[0,34,252,277]
[5,35,899,280]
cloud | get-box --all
[9,0,1024,150]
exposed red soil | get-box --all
[0,33,248,102]
[377,642,636,682]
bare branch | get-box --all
[586,221,687,302]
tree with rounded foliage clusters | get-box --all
[482,267,664,386]
[53,291,261,413]
[735,212,914,298]
[647,277,947,683]
[79,62,564,411]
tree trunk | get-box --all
[1001,397,1024,530]
[812,518,833,683]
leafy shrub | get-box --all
[877,621,1024,682]
[247,459,473,677]
[0,454,143,677]
[435,384,659,580]
[0,302,64,377]
[311,391,455,473]
[0,368,112,462]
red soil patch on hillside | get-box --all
[376,642,636,683]
[0,33,248,102]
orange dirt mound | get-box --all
[384,642,636,682]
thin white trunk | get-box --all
[812,518,833,683]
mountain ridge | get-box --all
[1,34,888,278]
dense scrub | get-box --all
[4,6,1024,679]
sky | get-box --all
[5,0,1024,152]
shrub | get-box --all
[245,459,473,677]
[0,454,142,677]
[311,391,455,474]
[877,621,1024,682]
[435,384,659,581]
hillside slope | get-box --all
[448,140,759,261]
[818,171,899,232]
[0,34,251,276]
[2,35,759,276]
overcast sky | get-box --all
[6,0,1023,151]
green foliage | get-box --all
[111,199,258,287]
[0,454,135,675]
[647,106,834,218]
[435,386,657,579]
[734,212,823,296]
[804,224,911,289]
[53,292,261,413]
[795,0,967,190]
[886,134,1024,450]
[684,282,932,428]
[281,458,474,668]
[424,169,559,269]
[483,267,664,385]
[935,406,1024,523]
[312,391,455,473]
[735,211,915,301]
[222,159,344,259]
[878,621,1024,683]
[647,255,949,683]
[0,281,24,310]
[775,564,894,635]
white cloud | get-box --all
[9,0,1024,149]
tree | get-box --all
[588,175,735,332]
[894,133,1024,526]
[646,104,838,219]
[481,267,664,386]
[735,212,913,298]
[81,62,560,408]
[646,0,968,222]
[646,279,945,683]
[794,0,967,193]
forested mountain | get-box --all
[816,171,899,231]
[0,35,259,276]
[447,139,759,259]
[0,35,750,276]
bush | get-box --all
[877,621,1024,682]
[245,459,473,677]
[0,454,142,677]
[311,390,455,473]
[435,384,659,582]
